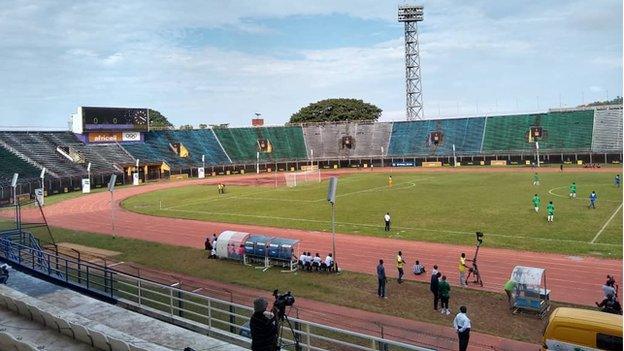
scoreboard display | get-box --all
[82,107,148,132]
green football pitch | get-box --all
[122,171,623,258]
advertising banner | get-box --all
[198,167,205,179]
[82,178,91,193]
[122,132,141,141]
[88,132,123,143]
[35,188,44,206]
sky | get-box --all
[0,0,621,128]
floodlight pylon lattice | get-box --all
[398,5,424,121]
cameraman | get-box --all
[250,297,278,351]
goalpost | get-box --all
[284,165,321,187]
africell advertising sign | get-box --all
[88,131,141,143]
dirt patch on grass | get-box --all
[56,242,121,261]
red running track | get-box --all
[22,168,622,307]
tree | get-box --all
[198,124,208,129]
[578,96,622,107]
[179,124,194,130]
[290,98,382,123]
[148,109,173,129]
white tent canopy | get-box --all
[511,266,545,286]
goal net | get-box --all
[284,167,321,187]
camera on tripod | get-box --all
[476,231,484,246]
[272,289,295,320]
[466,232,484,287]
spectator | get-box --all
[212,233,218,246]
[439,275,451,315]
[396,251,405,284]
[249,298,278,351]
[412,260,426,275]
[205,237,212,258]
[504,279,516,309]
[603,282,617,299]
[430,272,441,310]
[312,253,322,271]
[453,306,471,351]
[304,252,313,271]
[458,253,468,287]
[596,295,623,315]
[324,253,334,272]
[298,252,307,269]
[606,275,618,296]
[431,265,439,277]
[377,259,387,298]
[210,245,217,259]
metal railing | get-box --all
[0,234,434,351]
[113,271,435,351]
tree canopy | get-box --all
[148,109,173,129]
[289,98,382,123]
[578,96,622,107]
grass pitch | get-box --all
[123,171,623,257]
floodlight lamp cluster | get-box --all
[398,5,424,22]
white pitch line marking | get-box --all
[591,202,623,244]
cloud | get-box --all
[0,0,621,128]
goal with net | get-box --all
[284,166,321,187]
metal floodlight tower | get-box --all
[398,4,424,120]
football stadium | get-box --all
[0,2,622,351]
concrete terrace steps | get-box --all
[1,270,245,351]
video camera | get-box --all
[273,289,295,320]
[475,231,484,246]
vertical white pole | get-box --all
[331,202,336,272]
[381,146,384,168]
[111,190,116,238]
[256,152,260,174]
[310,149,314,167]
[452,144,457,167]
[536,141,541,168]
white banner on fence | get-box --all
[198,167,205,179]
[81,179,91,193]
[34,188,44,206]
[132,172,140,186]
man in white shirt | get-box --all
[312,253,322,271]
[452,306,471,351]
[384,212,391,231]
[299,253,307,269]
[324,253,334,272]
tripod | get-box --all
[276,313,301,351]
[465,239,483,287]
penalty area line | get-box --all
[590,202,623,244]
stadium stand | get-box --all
[388,118,485,156]
[159,129,231,165]
[0,270,244,350]
[0,132,87,177]
[213,126,307,163]
[591,107,623,152]
[0,147,40,185]
[69,143,135,174]
[302,122,393,159]
[482,110,594,153]
[122,131,190,169]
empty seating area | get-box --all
[0,147,40,185]
[592,107,623,152]
[156,129,231,165]
[213,126,307,163]
[122,132,188,169]
[482,110,594,153]
[302,122,393,159]
[388,118,485,157]
[0,132,87,178]
[70,143,135,174]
